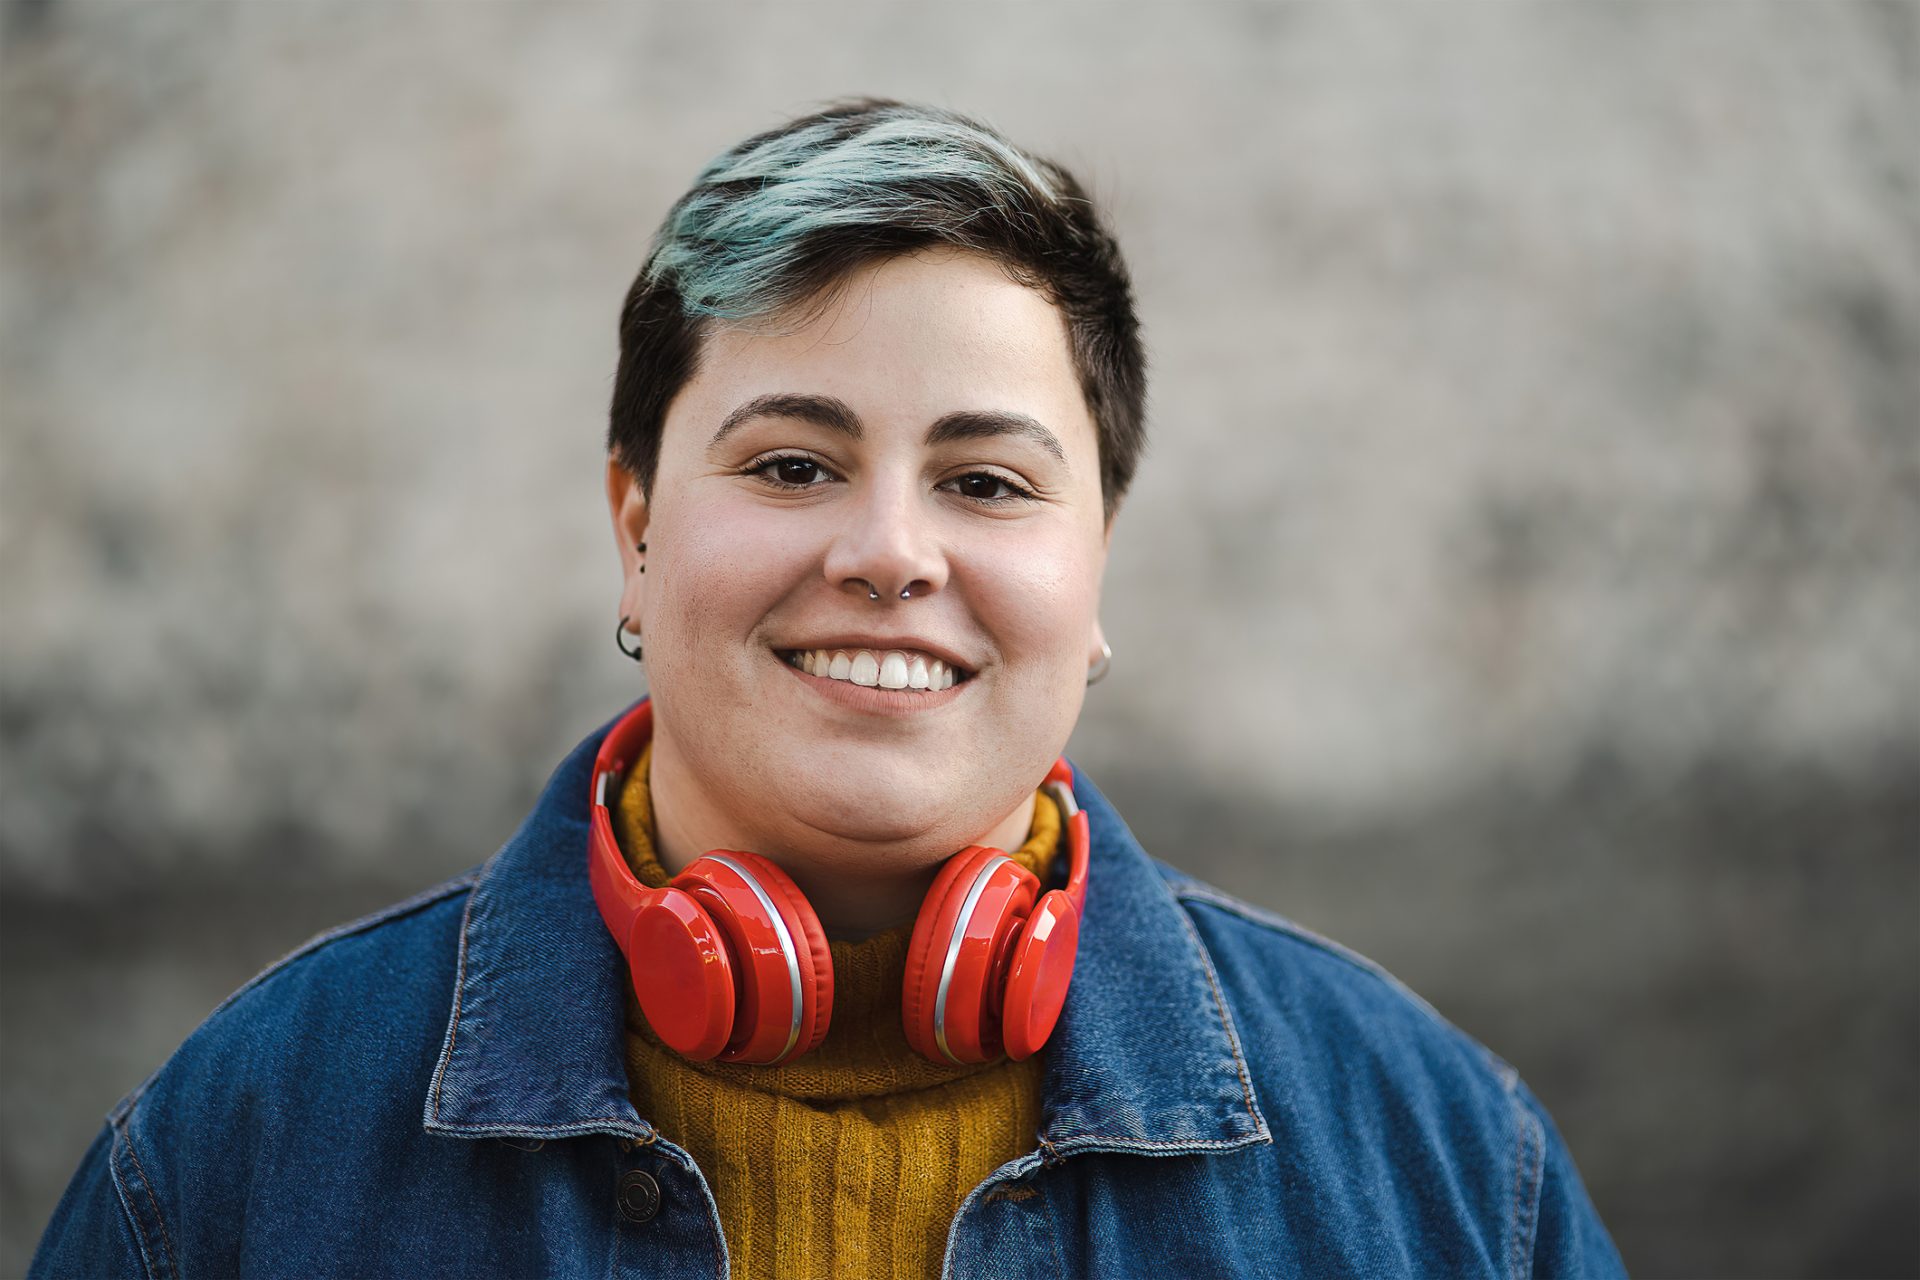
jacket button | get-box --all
[617,1169,661,1224]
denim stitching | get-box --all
[1048,1134,1263,1154]
[422,931,652,1151]
[99,874,476,1148]
[208,873,479,1030]
[942,1152,1047,1279]
[1174,886,1451,1029]
[606,1142,624,1280]
[1169,896,1268,1132]
[104,1127,163,1280]
[1480,1047,1520,1094]
[431,1118,651,1138]
[688,1144,727,1280]
[1509,1106,1525,1280]
[107,1074,156,1128]
[428,886,478,1124]
[667,1139,730,1280]
[1508,1094,1544,1280]
[114,1123,179,1280]
[1041,1177,1066,1277]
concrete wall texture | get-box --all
[3,3,1916,1275]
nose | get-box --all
[821,469,948,602]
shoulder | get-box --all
[1155,864,1523,1195]
[34,873,481,1278]
[133,873,475,1102]
[1149,861,1625,1278]
[117,875,476,1197]
[1151,859,1507,1082]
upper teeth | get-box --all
[785,648,962,691]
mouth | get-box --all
[775,646,974,693]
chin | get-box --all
[780,772,952,841]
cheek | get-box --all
[973,531,1102,668]
[655,503,806,643]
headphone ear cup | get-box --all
[674,850,833,1064]
[628,887,738,1061]
[903,847,988,1063]
[725,849,835,1058]
[903,846,1038,1065]
[1000,890,1081,1061]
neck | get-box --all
[648,732,1039,938]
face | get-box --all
[606,249,1111,919]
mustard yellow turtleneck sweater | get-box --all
[613,741,1062,1278]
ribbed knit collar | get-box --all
[613,740,1063,1102]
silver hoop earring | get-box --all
[616,615,644,663]
[1086,641,1112,686]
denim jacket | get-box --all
[33,701,1625,1278]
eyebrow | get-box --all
[708,392,1068,467]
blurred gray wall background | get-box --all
[3,3,1916,1275]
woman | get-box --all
[33,99,1623,1278]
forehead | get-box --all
[667,250,1097,458]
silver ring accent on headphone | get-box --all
[933,852,1014,1064]
[704,852,805,1063]
[1042,778,1079,823]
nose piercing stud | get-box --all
[636,541,646,573]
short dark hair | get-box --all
[607,97,1148,525]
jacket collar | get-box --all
[425,699,1269,1156]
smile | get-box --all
[778,647,970,691]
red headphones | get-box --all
[587,698,1090,1067]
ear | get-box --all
[1092,517,1115,663]
[606,457,651,625]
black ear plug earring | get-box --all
[617,543,649,661]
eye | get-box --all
[742,453,835,490]
[945,471,1039,506]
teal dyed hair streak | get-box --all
[608,97,1147,524]
[650,113,1061,320]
